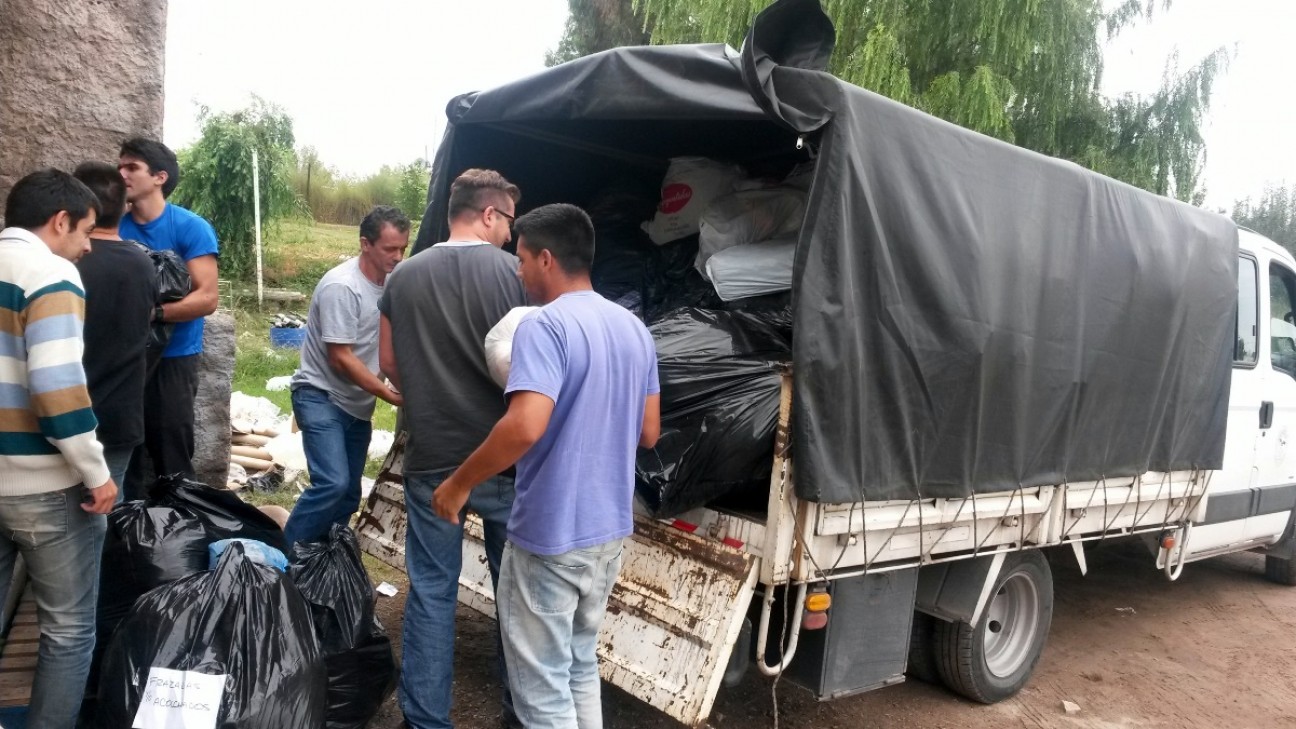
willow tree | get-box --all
[1234,184,1296,253]
[621,0,1224,202]
[547,0,652,66]
[172,98,298,279]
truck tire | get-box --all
[934,550,1053,703]
[1264,555,1296,586]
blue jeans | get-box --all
[0,485,106,729]
[102,444,134,504]
[283,386,372,546]
[400,471,515,729]
[497,538,624,729]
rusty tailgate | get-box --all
[357,435,759,727]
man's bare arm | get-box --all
[327,342,402,406]
[379,313,401,391]
[640,393,661,448]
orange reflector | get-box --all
[802,610,829,630]
[1161,534,1177,550]
[805,592,832,612]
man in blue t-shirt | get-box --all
[432,204,660,729]
[118,138,219,488]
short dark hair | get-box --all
[120,137,180,197]
[4,169,101,232]
[447,169,520,222]
[359,205,411,244]
[73,161,127,229]
[514,204,595,276]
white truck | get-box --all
[358,1,1296,725]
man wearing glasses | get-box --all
[379,169,526,729]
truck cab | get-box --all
[1183,230,1296,570]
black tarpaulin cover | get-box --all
[414,0,1237,504]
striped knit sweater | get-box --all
[0,227,109,496]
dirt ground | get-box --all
[366,540,1296,728]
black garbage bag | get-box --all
[95,542,326,729]
[150,248,193,303]
[636,308,791,517]
[288,524,396,729]
[130,243,192,357]
[589,180,660,313]
[642,236,724,324]
[97,477,287,662]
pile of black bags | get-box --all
[635,307,792,517]
[92,477,395,728]
[586,181,796,518]
[97,476,287,645]
[95,541,327,729]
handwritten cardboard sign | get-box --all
[131,667,227,729]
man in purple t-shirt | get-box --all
[432,203,660,728]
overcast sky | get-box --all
[164,0,1293,209]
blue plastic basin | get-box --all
[269,327,306,349]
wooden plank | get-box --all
[0,655,36,671]
[0,585,35,707]
[0,668,34,706]
[0,642,38,660]
[4,624,37,644]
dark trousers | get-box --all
[127,353,200,499]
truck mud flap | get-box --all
[357,437,758,727]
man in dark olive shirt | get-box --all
[73,162,157,497]
[379,168,526,729]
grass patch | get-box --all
[232,306,300,415]
[361,553,406,586]
[261,218,360,293]
[240,486,300,511]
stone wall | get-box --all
[195,310,235,489]
[0,0,167,215]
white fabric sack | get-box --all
[696,187,806,276]
[641,157,744,245]
[705,237,797,302]
[484,306,540,387]
[264,431,308,471]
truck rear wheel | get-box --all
[934,550,1053,703]
[1264,555,1296,586]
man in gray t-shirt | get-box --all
[284,206,408,546]
[378,169,526,729]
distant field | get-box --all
[260,217,359,293]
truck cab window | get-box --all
[1269,262,1296,377]
[1237,256,1258,364]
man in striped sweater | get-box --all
[0,169,118,729]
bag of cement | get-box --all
[704,237,797,301]
[641,157,744,245]
[484,306,540,387]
